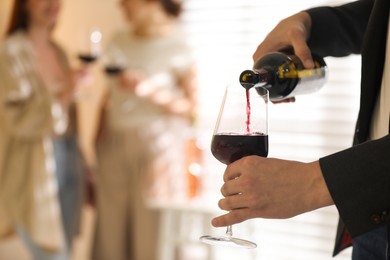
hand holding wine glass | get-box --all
[211,158,329,227]
[200,82,269,249]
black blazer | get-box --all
[306,0,390,255]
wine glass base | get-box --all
[199,235,257,249]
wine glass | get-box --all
[200,82,269,249]
[78,27,102,64]
[102,45,127,76]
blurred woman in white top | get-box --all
[92,0,197,259]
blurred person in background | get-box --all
[91,0,197,259]
[0,0,88,259]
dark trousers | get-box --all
[352,225,388,260]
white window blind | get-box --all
[181,0,359,259]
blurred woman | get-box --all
[0,0,86,259]
[92,0,197,259]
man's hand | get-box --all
[253,11,314,69]
[252,11,313,104]
[211,156,333,227]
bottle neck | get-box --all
[253,68,273,86]
[239,68,273,89]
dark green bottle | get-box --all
[239,52,328,101]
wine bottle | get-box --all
[239,52,328,101]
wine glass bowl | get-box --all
[200,83,269,249]
[211,132,268,165]
[102,46,127,76]
[211,83,268,164]
[78,27,102,64]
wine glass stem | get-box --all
[225,225,233,238]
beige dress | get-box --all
[0,31,69,252]
[92,30,195,260]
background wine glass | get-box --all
[73,28,102,101]
[78,27,102,64]
[200,83,269,249]
[102,45,127,76]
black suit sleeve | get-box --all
[308,0,390,239]
[306,0,374,57]
[320,135,390,238]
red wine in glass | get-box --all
[78,28,102,64]
[78,53,98,64]
[104,65,124,76]
[211,132,268,164]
